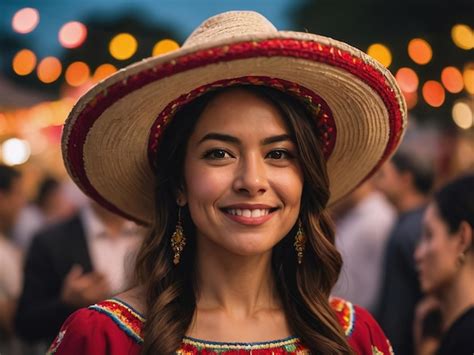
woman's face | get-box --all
[181,89,304,257]
[415,203,463,294]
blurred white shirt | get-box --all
[81,205,144,294]
[332,192,396,312]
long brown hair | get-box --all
[135,85,354,354]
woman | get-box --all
[414,174,474,354]
[48,11,406,354]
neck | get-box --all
[437,263,474,331]
[195,238,279,317]
[397,192,427,213]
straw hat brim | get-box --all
[63,15,406,225]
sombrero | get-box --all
[62,11,407,225]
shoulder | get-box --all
[330,297,394,354]
[47,299,144,355]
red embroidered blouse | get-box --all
[48,297,393,354]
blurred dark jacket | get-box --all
[14,214,91,344]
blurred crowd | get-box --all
[0,126,473,355]
[0,167,146,354]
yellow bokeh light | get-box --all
[367,43,392,67]
[451,24,474,50]
[65,61,90,87]
[109,33,138,60]
[152,39,180,56]
[441,67,464,94]
[37,57,62,84]
[408,38,433,65]
[12,49,37,76]
[93,64,117,82]
[12,7,39,34]
[452,101,473,130]
[463,64,474,95]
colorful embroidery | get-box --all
[46,329,66,354]
[330,297,355,337]
[180,336,309,354]
[89,299,144,344]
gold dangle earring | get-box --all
[171,207,186,265]
[294,219,306,265]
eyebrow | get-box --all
[198,133,293,145]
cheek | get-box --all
[270,168,303,205]
[184,161,233,203]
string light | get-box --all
[109,33,137,60]
[152,39,180,56]
[12,8,39,34]
[59,21,87,49]
[422,81,445,107]
[395,68,419,93]
[37,57,62,84]
[367,43,392,67]
[12,49,37,76]
[441,67,464,94]
[408,39,432,65]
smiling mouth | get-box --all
[222,208,278,218]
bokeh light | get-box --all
[92,64,117,82]
[422,81,445,107]
[152,39,180,56]
[452,101,473,129]
[464,64,474,95]
[395,68,419,93]
[109,33,137,60]
[2,138,31,166]
[408,38,432,65]
[441,67,464,94]
[12,8,39,34]
[451,24,474,50]
[403,91,418,110]
[12,49,37,76]
[65,61,90,87]
[37,57,62,84]
[367,43,392,67]
[59,21,87,49]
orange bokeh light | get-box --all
[37,57,62,84]
[395,68,419,93]
[408,38,432,65]
[422,81,445,107]
[92,64,117,82]
[59,21,87,49]
[441,67,464,94]
[403,91,418,110]
[12,8,39,34]
[12,49,37,76]
[65,61,90,87]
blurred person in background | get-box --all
[331,179,396,313]
[0,165,26,354]
[15,199,144,346]
[374,150,434,355]
[414,174,474,355]
[13,176,77,251]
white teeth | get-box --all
[226,208,271,217]
[242,209,251,217]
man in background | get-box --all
[331,180,395,313]
[374,150,434,355]
[0,165,26,354]
[15,200,144,346]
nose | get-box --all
[414,240,425,265]
[232,152,268,196]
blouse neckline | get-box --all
[109,297,301,348]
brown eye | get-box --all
[203,149,232,160]
[266,150,291,160]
